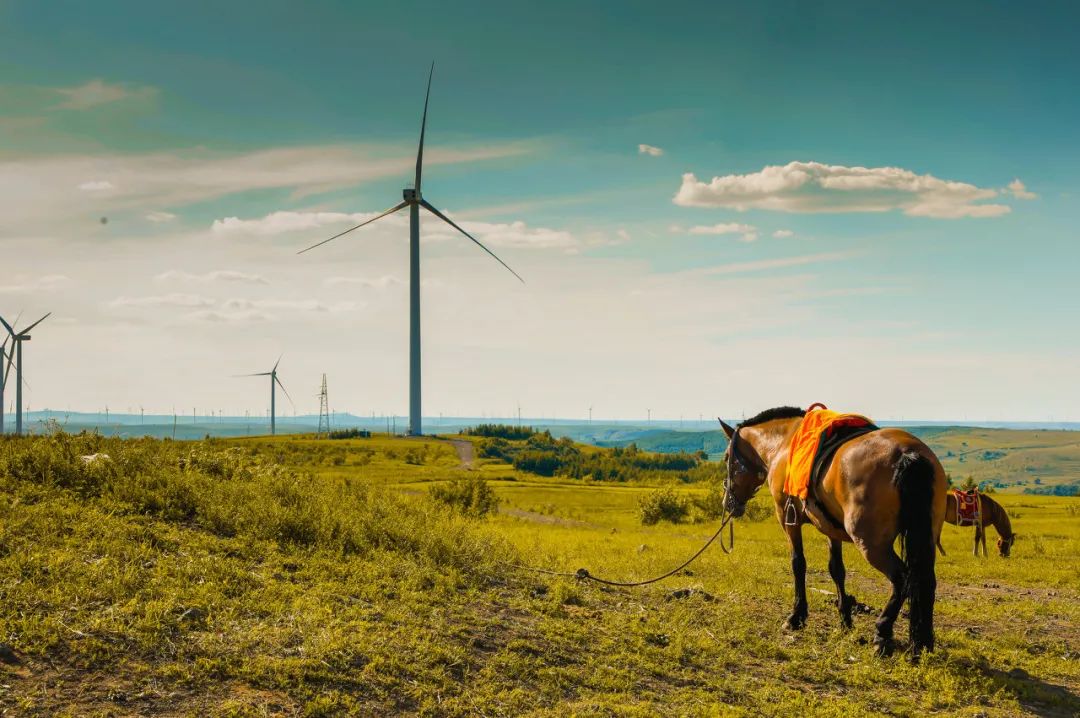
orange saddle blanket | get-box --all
[953,489,981,526]
[785,406,876,500]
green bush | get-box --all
[461,424,536,440]
[429,476,500,518]
[638,487,690,525]
[327,428,370,439]
[693,481,727,520]
[512,450,562,476]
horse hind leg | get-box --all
[973,526,981,557]
[828,539,855,629]
[859,543,906,657]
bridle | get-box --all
[724,426,769,513]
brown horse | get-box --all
[720,407,947,657]
[940,492,1016,557]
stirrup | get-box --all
[784,497,799,526]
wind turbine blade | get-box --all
[420,200,525,284]
[273,354,282,372]
[415,62,434,192]
[296,201,408,255]
[21,312,51,334]
[275,375,295,408]
[0,315,13,337]
[233,372,273,377]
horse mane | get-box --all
[981,493,1013,536]
[739,406,806,428]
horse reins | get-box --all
[510,419,768,587]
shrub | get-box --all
[638,488,690,525]
[429,476,500,518]
[461,424,536,440]
[512,450,562,477]
[327,428,370,440]
[693,482,727,520]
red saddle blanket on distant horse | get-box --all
[953,489,982,526]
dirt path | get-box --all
[443,439,474,469]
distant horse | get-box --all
[939,491,1016,557]
[720,407,947,657]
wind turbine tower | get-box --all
[298,64,523,436]
[236,356,292,435]
[0,332,10,434]
[0,313,50,436]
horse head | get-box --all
[719,419,768,518]
[998,533,1016,557]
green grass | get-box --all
[1,431,1077,716]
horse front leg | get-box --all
[783,524,809,630]
[828,538,855,629]
[973,526,982,557]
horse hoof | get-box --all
[874,637,895,657]
[783,614,807,631]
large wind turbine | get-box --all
[298,63,523,437]
[0,313,50,436]
[236,356,292,436]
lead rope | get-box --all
[511,502,736,587]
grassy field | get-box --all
[1,431,1077,717]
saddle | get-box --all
[953,489,982,526]
[785,404,878,527]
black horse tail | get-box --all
[894,450,936,655]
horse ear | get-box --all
[718,419,736,439]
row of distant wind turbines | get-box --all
[2,63,522,438]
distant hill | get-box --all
[11,412,1079,495]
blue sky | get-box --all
[1,1,1077,421]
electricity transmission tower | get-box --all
[317,374,331,437]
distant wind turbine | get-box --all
[297,63,524,437]
[235,356,293,435]
[0,312,50,436]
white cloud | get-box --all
[638,144,664,157]
[674,161,1012,219]
[155,270,269,285]
[1,141,532,232]
[109,293,216,308]
[616,228,631,242]
[221,298,357,313]
[210,210,398,236]
[696,251,857,276]
[772,229,794,238]
[184,309,273,324]
[452,219,576,249]
[214,209,576,251]
[0,274,71,294]
[1007,179,1036,200]
[146,211,177,223]
[323,275,403,290]
[54,79,155,110]
[78,180,115,192]
[685,222,758,242]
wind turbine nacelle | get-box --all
[403,188,421,202]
